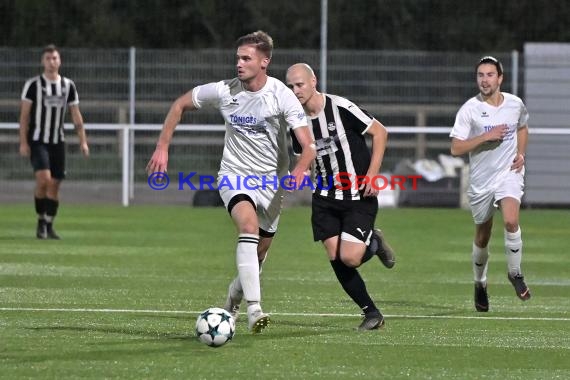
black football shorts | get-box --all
[311,193,378,242]
[30,142,66,180]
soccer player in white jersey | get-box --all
[146,31,316,333]
[450,56,530,312]
[286,63,396,330]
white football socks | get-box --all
[504,227,523,276]
[236,233,261,304]
[472,242,489,284]
[228,255,267,299]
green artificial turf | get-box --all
[0,205,568,379]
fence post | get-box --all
[129,47,136,201]
[121,124,130,207]
[117,100,130,206]
[511,50,519,96]
[415,109,427,159]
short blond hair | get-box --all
[235,30,273,59]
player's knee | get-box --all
[238,221,259,235]
[47,180,60,192]
[474,235,490,248]
[36,179,49,191]
[340,253,360,268]
[504,220,519,232]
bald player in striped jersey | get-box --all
[451,56,530,312]
[147,31,315,334]
[19,44,89,240]
[286,63,396,331]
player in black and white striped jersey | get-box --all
[286,63,395,331]
[19,44,89,239]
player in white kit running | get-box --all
[146,31,316,332]
[450,56,530,312]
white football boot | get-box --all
[247,304,270,334]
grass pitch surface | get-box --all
[1,205,569,379]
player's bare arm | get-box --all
[290,125,316,189]
[363,120,388,196]
[450,124,509,156]
[511,125,529,172]
[70,105,89,157]
[146,90,196,174]
[18,100,32,157]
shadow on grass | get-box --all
[23,324,192,340]
[5,317,327,363]
[3,324,240,363]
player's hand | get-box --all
[486,124,509,142]
[287,168,311,192]
[19,143,30,157]
[361,182,379,197]
[80,143,90,157]
[511,153,525,172]
[146,148,169,175]
[360,176,379,197]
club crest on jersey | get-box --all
[327,122,336,131]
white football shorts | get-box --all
[468,170,525,225]
[218,174,285,234]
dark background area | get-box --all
[1,0,568,51]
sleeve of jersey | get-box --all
[282,90,308,130]
[67,80,80,106]
[450,106,470,140]
[21,80,35,102]
[338,101,374,135]
[518,102,530,128]
[191,81,224,109]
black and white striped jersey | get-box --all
[294,94,375,200]
[21,74,79,145]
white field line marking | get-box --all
[0,307,569,322]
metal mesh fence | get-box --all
[0,47,522,206]
[0,47,521,124]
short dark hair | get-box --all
[477,56,503,76]
[235,31,273,59]
[42,44,60,55]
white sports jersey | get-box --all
[192,77,307,177]
[450,92,529,194]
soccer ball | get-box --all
[195,307,236,347]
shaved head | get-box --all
[286,62,320,111]
[287,63,315,79]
